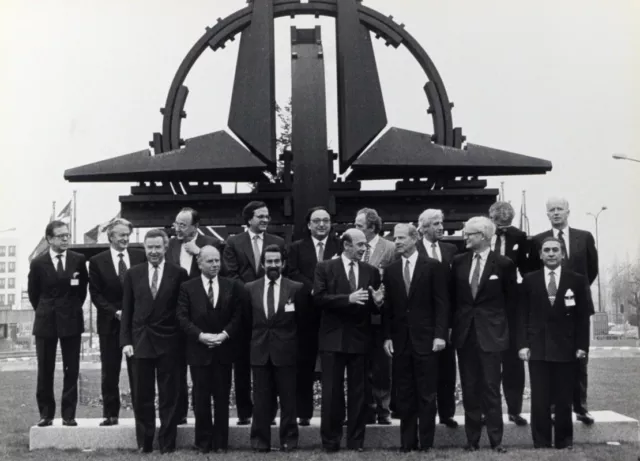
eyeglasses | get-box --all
[463,231,482,237]
[52,233,71,240]
[254,214,270,221]
[311,218,331,225]
[173,222,190,229]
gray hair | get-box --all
[394,223,419,240]
[488,201,515,225]
[356,208,382,234]
[106,218,133,238]
[144,228,169,247]
[464,216,496,241]
[418,209,444,228]
[546,196,570,211]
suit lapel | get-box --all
[460,252,473,299]
[369,240,383,267]
[407,258,424,300]
[551,270,568,310]
[255,280,267,323]
[171,239,181,266]
[276,278,290,318]
[102,251,119,282]
[476,251,495,297]
[568,227,579,262]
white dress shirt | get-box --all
[201,274,220,307]
[341,253,359,287]
[50,249,67,271]
[368,235,379,252]
[263,275,282,316]
[248,230,264,257]
[312,236,328,259]
[179,236,198,275]
[490,232,507,256]
[110,247,131,274]
[401,250,419,283]
[148,260,165,289]
[423,238,441,262]
[552,227,570,258]
[544,266,562,292]
[469,248,491,284]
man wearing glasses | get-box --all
[28,220,89,427]
[222,201,285,425]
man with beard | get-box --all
[416,209,459,429]
[29,220,89,427]
[222,201,285,425]
[451,217,517,454]
[314,228,385,452]
[176,246,243,453]
[245,244,306,452]
[529,197,598,425]
[287,206,340,426]
[383,223,448,452]
[168,207,223,424]
[518,237,590,449]
[89,218,145,426]
[120,229,189,454]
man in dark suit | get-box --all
[167,207,224,424]
[489,201,531,426]
[355,208,396,425]
[530,197,598,425]
[89,218,145,426]
[451,217,517,453]
[120,229,189,454]
[417,208,459,429]
[245,244,306,452]
[28,220,88,427]
[176,245,243,453]
[518,237,591,449]
[382,223,449,452]
[314,228,385,452]
[222,200,285,425]
[287,206,340,426]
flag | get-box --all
[28,200,72,262]
[84,212,120,244]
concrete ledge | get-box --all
[30,411,639,451]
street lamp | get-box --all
[612,154,640,163]
[587,206,607,312]
[0,228,16,233]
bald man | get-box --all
[313,229,385,452]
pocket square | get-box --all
[489,275,499,280]
[284,302,295,312]
[513,244,519,251]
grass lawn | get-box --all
[1,358,638,461]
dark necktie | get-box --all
[117,253,127,283]
[403,259,411,294]
[208,278,215,307]
[363,244,371,264]
[495,229,504,255]
[317,241,324,261]
[252,235,261,269]
[348,261,357,292]
[267,280,275,319]
[547,270,557,303]
[470,254,482,299]
[151,265,159,299]
[430,242,439,261]
[558,230,568,257]
[56,255,64,275]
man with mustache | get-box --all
[245,244,306,452]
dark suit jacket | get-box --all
[167,233,223,279]
[495,226,531,276]
[176,276,243,366]
[416,239,457,268]
[244,276,305,367]
[382,255,449,355]
[450,251,517,353]
[313,258,382,354]
[28,250,89,338]
[120,261,189,358]
[517,269,590,362]
[222,231,285,283]
[89,248,146,336]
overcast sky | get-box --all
[1,0,638,290]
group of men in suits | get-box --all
[28,194,598,453]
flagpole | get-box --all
[500,182,505,201]
[52,201,56,221]
[72,191,77,244]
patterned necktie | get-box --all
[252,234,261,269]
[267,280,275,318]
[151,265,159,299]
[558,230,568,257]
[317,241,324,262]
[208,278,215,308]
[363,244,371,264]
[56,255,64,275]
[117,253,127,283]
[470,254,482,299]
[431,242,439,261]
[403,259,411,294]
[547,271,557,303]
[348,261,357,292]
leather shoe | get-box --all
[390,411,400,419]
[508,414,528,426]
[37,418,53,427]
[298,418,310,426]
[464,444,479,452]
[366,414,377,425]
[100,417,118,426]
[177,417,188,425]
[237,417,251,425]
[62,419,77,427]
[137,446,152,454]
[378,415,392,425]
[254,447,270,453]
[440,417,459,428]
[493,445,508,453]
[323,446,340,453]
[576,412,594,425]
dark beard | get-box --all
[266,267,281,281]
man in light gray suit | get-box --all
[355,208,397,424]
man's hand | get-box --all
[199,332,218,347]
[369,284,385,305]
[576,349,587,360]
[383,339,394,357]
[518,348,530,361]
[212,332,228,346]
[123,346,134,358]
[432,338,446,352]
[115,310,122,321]
[349,288,369,305]
[447,328,452,344]
[183,239,201,256]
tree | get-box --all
[608,252,640,327]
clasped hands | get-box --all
[199,332,227,348]
[518,348,586,361]
[349,284,385,306]
[384,338,445,357]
